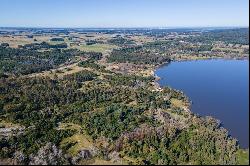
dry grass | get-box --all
[236,149,249,165]
[57,123,82,131]
[90,159,123,165]
[26,62,87,79]
[0,119,21,128]
[60,134,93,156]
[173,54,220,60]
[171,98,186,109]
[0,35,55,48]
[212,46,245,54]
[129,35,156,45]
[58,123,93,156]
[72,44,117,53]
[0,36,33,48]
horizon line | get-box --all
[0,25,249,29]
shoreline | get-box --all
[150,60,193,111]
[151,56,249,92]
[151,56,249,109]
[151,58,249,149]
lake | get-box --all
[155,59,249,148]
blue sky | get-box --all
[0,0,249,27]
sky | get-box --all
[0,0,249,28]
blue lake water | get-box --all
[156,59,249,148]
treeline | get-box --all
[114,118,238,165]
[185,28,249,45]
[78,59,105,70]
[50,38,65,42]
[0,46,83,75]
[84,51,102,60]
[108,46,170,64]
[63,70,97,83]
[103,73,154,87]
[19,41,68,50]
[107,40,214,65]
[0,44,104,75]
[107,37,136,46]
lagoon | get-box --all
[156,59,249,148]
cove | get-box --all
[155,59,249,148]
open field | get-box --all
[0,34,57,48]
[58,123,93,156]
[60,134,93,156]
[25,62,84,79]
[0,36,34,48]
[72,44,117,53]
[171,98,187,109]
[0,120,21,128]
[236,149,249,165]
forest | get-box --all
[0,65,241,165]
[0,28,249,165]
[180,28,249,45]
